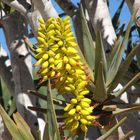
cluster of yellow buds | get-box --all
[34,16,94,134]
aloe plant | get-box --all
[1,1,140,140]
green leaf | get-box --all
[113,72,140,97]
[95,32,107,82]
[109,43,140,91]
[13,112,34,140]
[46,80,61,140]
[93,62,107,102]
[106,12,135,89]
[97,117,127,140]
[43,122,51,140]
[0,105,24,140]
[80,3,95,70]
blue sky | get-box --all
[0,0,132,54]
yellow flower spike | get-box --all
[35,48,44,53]
[81,109,90,116]
[85,107,93,114]
[34,58,43,66]
[64,23,71,31]
[50,36,60,41]
[74,114,81,120]
[76,105,82,112]
[79,90,89,96]
[47,39,55,45]
[71,98,77,104]
[38,32,46,38]
[75,69,85,75]
[63,56,69,63]
[65,63,71,71]
[80,118,88,124]
[66,37,75,42]
[63,16,70,23]
[49,57,55,63]
[53,22,61,30]
[64,86,72,92]
[80,101,90,108]
[55,30,61,36]
[40,23,46,30]
[77,81,87,90]
[47,24,55,31]
[65,117,74,124]
[68,41,77,47]
[42,54,49,60]
[48,50,55,57]
[56,61,63,69]
[67,47,78,54]
[41,68,49,75]
[68,108,76,115]
[81,98,91,104]
[69,58,77,66]
[42,75,48,82]
[58,40,63,46]
[50,71,55,77]
[64,104,74,111]
[49,63,55,69]
[47,30,55,36]
[86,116,95,121]
[37,37,46,44]
[80,124,88,132]
[71,121,79,131]
[38,18,45,24]
[42,61,49,69]
[66,31,73,37]
[55,53,61,59]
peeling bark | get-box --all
[1,12,38,137]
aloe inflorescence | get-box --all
[34,16,95,135]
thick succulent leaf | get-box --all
[108,43,140,92]
[112,72,140,97]
[80,4,95,70]
[112,0,125,31]
[95,32,107,82]
[93,62,107,102]
[97,117,127,140]
[0,105,24,140]
[13,112,34,140]
[113,105,140,115]
[106,12,135,89]
[120,130,134,140]
[28,90,66,106]
[45,80,61,140]
[43,122,51,140]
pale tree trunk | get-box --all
[82,0,117,52]
[1,12,38,138]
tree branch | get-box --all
[82,0,117,51]
[0,46,15,96]
[55,0,78,17]
[1,0,30,15]
[32,0,58,19]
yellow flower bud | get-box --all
[38,31,46,38]
[80,124,88,132]
[63,56,69,63]
[58,40,63,46]
[67,47,78,54]
[81,109,90,116]
[69,58,77,66]
[68,41,77,47]
[40,23,46,30]
[81,98,91,104]
[86,116,95,121]
[42,54,49,60]
[80,101,90,108]
[42,61,49,69]
[34,58,43,66]
[64,104,74,111]
[56,61,63,69]
[65,63,71,71]
[80,118,88,124]
[79,90,89,95]
[38,18,45,24]
[37,37,46,44]
[76,105,82,112]
[71,98,77,104]
[68,108,76,115]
